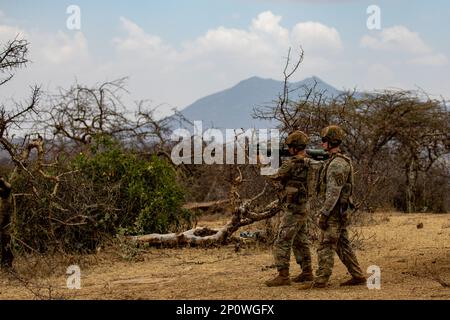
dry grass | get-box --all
[1,212,449,300]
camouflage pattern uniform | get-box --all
[271,154,313,273]
[0,178,13,269]
[265,130,319,286]
[314,144,364,285]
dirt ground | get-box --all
[1,212,449,300]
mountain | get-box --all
[178,76,341,131]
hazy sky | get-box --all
[1,0,449,114]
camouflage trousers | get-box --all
[272,203,312,272]
[315,211,364,283]
[0,198,13,267]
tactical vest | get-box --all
[319,153,355,208]
[284,157,311,203]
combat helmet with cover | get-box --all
[320,125,345,147]
[285,130,309,150]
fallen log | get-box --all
[128,200,281,247]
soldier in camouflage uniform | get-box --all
[0,177,13,269]
[302,125,365,289]
[265,130,319,287]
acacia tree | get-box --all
[367,91,449,212]
[42,78,186,155]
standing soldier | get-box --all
[0,177,13,269]
[302,125,365,289]
[265,130,318,287]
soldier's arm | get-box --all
[319,159,348,216]
[268,159,292,184]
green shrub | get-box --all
[72,136,195,235]
[12,136,196,253]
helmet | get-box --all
[285,130,309,149]
[321,125,345,145]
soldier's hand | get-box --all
[318,214,329,230]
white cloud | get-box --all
[291,21,343,55]
[0,24,29,43]
[361,25,448,69]
[0,18,89,66]
[182,11,290,59]
[113,17,170,56]
[192,27,261,54]
[361,25,432,55]
[251,11,289,41]
[113,10,341,66]
[39,31,89,64]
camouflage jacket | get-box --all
[269,154,321,203]
[318,152,354,216]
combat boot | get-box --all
[265,268,291,287]
[340,276,366,286]
[292,268,314,283]
[298,279,327,289]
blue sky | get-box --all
[5,1,449,51]
[5,1,449,42]
[1,0,449,112]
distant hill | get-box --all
[178,76,341,130]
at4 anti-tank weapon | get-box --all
[256,143,329,165]
[277,144,329,162]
